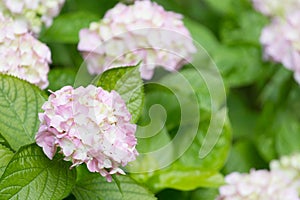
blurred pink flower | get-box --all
[252,0,300,17]
[271,154,300,184]
[0,14,50,89]
[35,85,138,181]
[78,0,196,80]
[260,12,300,83]
[0,0,65,34]
[217,169,300,200]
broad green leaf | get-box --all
[142,170,223,192]
[0,144,13,177]
[47,43,84,69]
[138,84,181,132]
[176,118,231,172]
[0,144,76,200]
[212,45,264,87]
[39,11,99,43]
[255,126,278,162]
[0,75,46,151]
[72,166,156,200]
[255,84,300,162]
[152,0,183,14]
[206,0,269,87]
[190,188,219,200]
[96,66,144,123]
[0,135,5,145]
[156,189,191,200]
[128,69,231,191]
[48,68,77,91]
[203,0,232,14]
[275,87,300,156]
[275,116,300,156]
[227,90,259,140]
[156,187,219,200]
[62,0,118,18]
[220,10,268,46]
[154,0,222,32]
[156,188,219,200]
[223,140,267,174]
[183,17,219,53]
[258,67,293,106]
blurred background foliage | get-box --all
[38,0,300,199]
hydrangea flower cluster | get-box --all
[0,14,51,89]
[271,154,300,170]
[271,154,300,182]
[35,85,138,181]
[78,0,196,80]
[217,154,300,200]
[252,0,300,84]
[217,170,299,200]
[252,0,300,17]
[0,0,65,34]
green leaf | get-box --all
[142,169,224,192]
[220,10,268,46]
[72,167,156,200]
[47,43,84,69]
[190,188,219,200]
[203,0,232,14]
[96,66,144,123]
[156,189,191,200]
[156,187,219,200]
[0,135,6,145]
[212,45,264,87]
[140,117,230,192]
[275,87,300,156]
[128,69,231,191]
[39,11,99,43]
[223,140,267,174]
[0,144,13,177]
[48,68,77,91]
[0,74,46,151]
[111,175,123,195]
[258,67,293,106]
[205,0,269,88]
[0,144,76,200]
[275,114,300,156]
[62,0,118,18]
[183,17,219,53]
[255,84,300,162]
[227,90,259,140]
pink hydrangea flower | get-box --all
[252,0,300,17]
[78,0,196,80]
[217,169,300,200]
[260,12,300,83]
[0,14,51,89]
[0,0,65,34]
[35,85,138,181]
[270,154,300,185]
